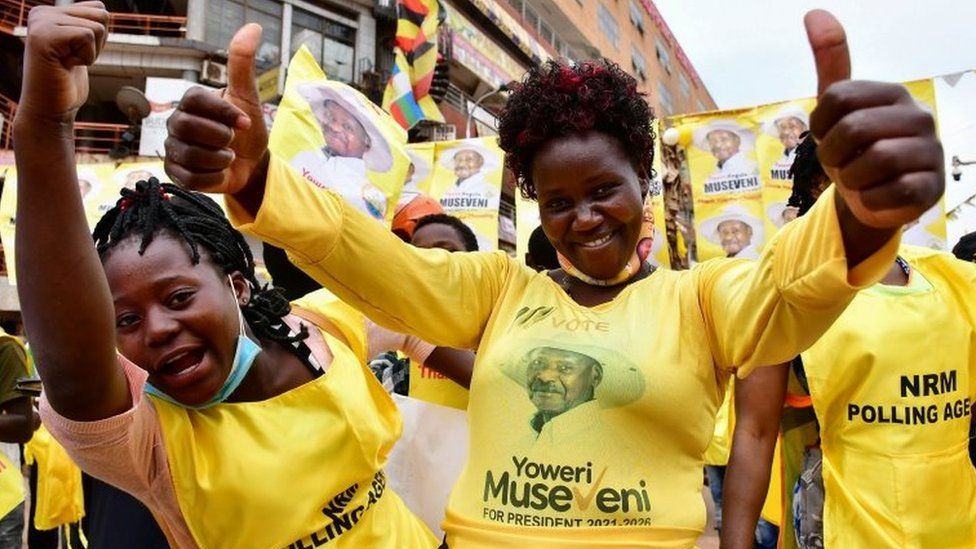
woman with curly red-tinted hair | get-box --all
[164,11,944,547]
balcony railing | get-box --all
[108,12,186,38]
[0,0,186,38]
[0,0,48,34]
[0,94,15,150]
[74,122,140,155]
[0,93,139,155]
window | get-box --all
[630,46,647,82]
[655,38,671,74]
[206,0,282,70]
[507,0,524,12]
[678,72,691,98]
[539,20,555,45]
[597,4,620,49]
[657,82,674,115]
[291,8,356,83]
[524,6,539,31]
[697,99,709,113]
[628,0,644,33]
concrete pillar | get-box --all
[279,2,292,93]
[355,9,376,83]
[185,0,207,42]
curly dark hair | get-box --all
[413,213,479,252]
[497,59,656,200]
[92,178,308,354]
[788,132,828,217]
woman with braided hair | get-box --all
[12,4,437,547]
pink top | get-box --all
[39,315,434,548]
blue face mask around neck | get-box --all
[144,277,262,409]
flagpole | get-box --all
[465,83,510,138]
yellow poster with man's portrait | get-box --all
[676,109,765,261]
[515,191,539,266]
[427,137,504,252]
[0,161,171,283]
[902,78,947,250]
[755,98,815,239]
[270,47,409,225]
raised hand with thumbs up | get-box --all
[804,10,943,263]
[164,24,269,197]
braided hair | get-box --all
[92,178,308,351]
[787,132,828,217]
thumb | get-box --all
[804,9,851,97]
[226,23,262,105]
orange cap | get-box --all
[392,194,444,240]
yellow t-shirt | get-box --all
[802,246,976,548]
[150,292,436,548]
[228,155,898,548]
[703,379,734,466]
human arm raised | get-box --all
[13,3,128,421]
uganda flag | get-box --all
[383,0,445,129]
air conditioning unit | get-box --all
[201,60,228,87]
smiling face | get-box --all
[775,116,807,151]
[532,131,646,280]
[453,149,485,181]
[706,129,741,162]
[317,100,370,159]
[717,219,753,256]
[102,233,248,406]
[524,347,602,415]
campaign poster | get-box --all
[937,71,976,250]
[427,137,504,252]
[139,78,214,157]
[755,98,815,238]
[902,78,947,250]
[0,161,247,284]
[270,47,409,225]
[680,110,765,261]
[515,191,540,267]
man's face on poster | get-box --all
[706,130,741,162]
[453,149,484,181]
[775,116,807,151]
[717,219,753,256]
[524,347,602,416]
[318,100,370,159]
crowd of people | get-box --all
[2,2,972,548]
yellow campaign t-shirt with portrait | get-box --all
[228,156,898,548]
[801,246,976,548]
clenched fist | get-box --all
[17,1,109,123]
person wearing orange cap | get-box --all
[393,194,445,242]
